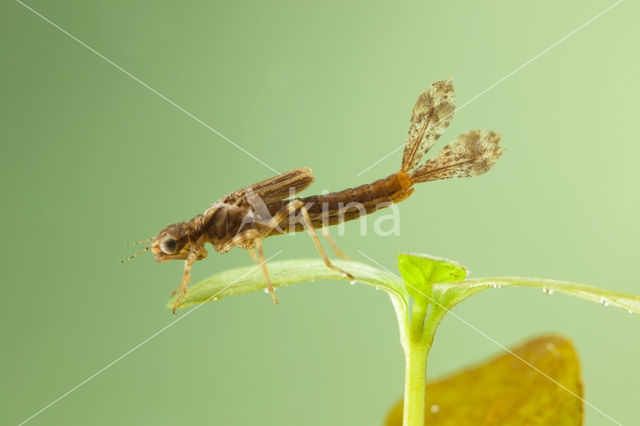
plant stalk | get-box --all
[403,335,430,425]
[402,304,446,426]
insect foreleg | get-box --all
[171,250,197,314]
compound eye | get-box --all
[159,237,179,254]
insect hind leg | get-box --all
[286,200,354,280]
[321,226,350,261]
[224,201,355,300]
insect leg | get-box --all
[248,247,258,262]
[231,230,279,305]
[221,207,292,253]
[225,201,354,286]
[255,238,279,305]
[321,226,350,261]
[172,251,196,314]
[291,200,354,280]
[246,200,354,278]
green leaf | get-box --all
[395,253,640,315]
[385,335,584,425]
[433,276,640,314]
[167,259,409,310]
[397,253,468,304]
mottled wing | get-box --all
[401,78,456,171]
[220,167,315,207]
[409,130,505,183]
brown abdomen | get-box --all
[267,170,414,233]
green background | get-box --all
[2,1,638,425]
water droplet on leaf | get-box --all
[430,404,440,413]
[543,287,554,295]
[600,297,609,307]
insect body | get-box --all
[124,78,505,313]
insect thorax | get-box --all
[202,202,254,253]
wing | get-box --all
[219,167,316,207]
[409,130,505,183]
[401,78,456,171]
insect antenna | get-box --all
[120,245,152,263]
[125,236,154,247]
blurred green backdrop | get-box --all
[2,1,638,425]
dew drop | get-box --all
[263,288,270,294]
[375,286,380,291]
[600,297,609,307]
[628,309,633,314]
[430,404,440,413]
[542,287,554,295]
[213,297,219,302]
[350,280,356,286]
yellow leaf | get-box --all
[385,335,583,425]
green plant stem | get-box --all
[403,334,429,425]
[403,304,446,426]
